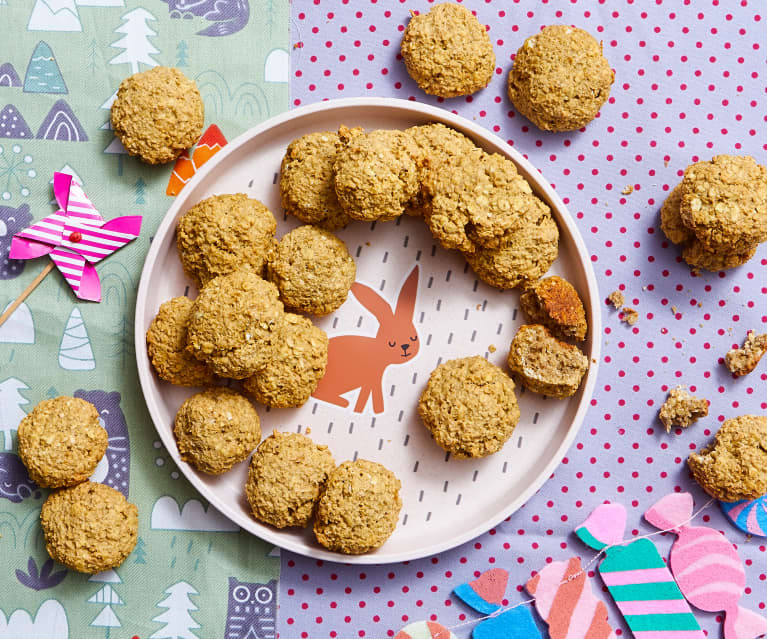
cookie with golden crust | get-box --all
[314,459,402,554]
[334,128,420,222]
[507,324,589,398]
[681,239,756,271]
[147,296,215,387]
[660,184,693,246]
[418,356,520,458]
[18,397,107,489]
[246,431,335,528]
[41,482,138,574]
[520,275,587,341]
[174,387,261,475]
[186,270,285,379]
[508,25,614,132]
[266,225,356,316]
[465,212,559,289]
[243,314,328,408]
[401,3,495,98]
[658,386,708,433]
[688,415,767,502]
[111,66,204,164]
[280,131,352,231]
[176,193,277,288]
[679,155,767,253]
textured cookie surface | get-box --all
[687,415,767,502]
[508,25,614,131]
[186,270,285,379]
[176,193,277,288]
[507,324,589,398]
[314,459,402,554]
[679,155,767,252]
[18,396,107,489]
[147,296,215,387]
[465,212,559,289]
[725,331,767,377]
[41,482,138,574]
[660,184,693,246]
[267,225,356,316]
[246,431,335,528]
[401,3,495,98]
[334,128,420,222]
[174,387,261,475]
[520,275,587,341]
[111,66,203,164]
[244,313,329,408]
[280,131,352,231]
[418,356,520,458]
[658,386,709,432]
[681,239,756,271]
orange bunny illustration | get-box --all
[313,265,420,414]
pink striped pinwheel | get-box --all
[9,172,142,302]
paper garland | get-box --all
[645,493,767,639]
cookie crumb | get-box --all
[659,386,709,433]
[608,290,624,308]
[622,307,639,325]
[725,330,767,377]
[671,305,677,314]
[488,344,496,353]
[622,185,634,195]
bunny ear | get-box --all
[394,265,419,320]
[351,282,394,322]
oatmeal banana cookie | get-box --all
[267,225,356,316]
[176,193,277,288]
[244,313,328,408]
[679,155,767,253]
[174,388,261,475]
[111,66,203,164]
[660,184,693,246]
[246,431,335,528]
[401,3,495,98]
[406,123,479,215]
[41,482,138,573]
[18,396,107,489]
[147,296,215,387]
[280,131,352,231]
[186,270,285,379]
[688,415,767,502]
[334,128,420,222]
[465,212,559,289]
[507,324,589,398]
[508,25,614,132]
[314,459,402,554]
[725,331,767,377]
[418,356,520,458]
[658,386,709,433]
[520,275,587,341]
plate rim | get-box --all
[135,96,601,564]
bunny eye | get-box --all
[410,336,418,342]
[388,340,396,347]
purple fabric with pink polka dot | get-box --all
[281,2,767,637]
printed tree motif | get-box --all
[99,91,127,175]
[150,581,201,639]
[134,177,146,204]
[88,569,125,639]
[111,316,134,369]
[133,536,147,564]
[59,307,96,371]
[176,41,189,67]
[87,39,99,74]
[109,8,160,74]
[0,377,29,450]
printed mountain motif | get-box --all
[0,104,33,139]
[0,62,21,87]
[36,99,88,141]
[23,41,67,94]
[162,0,250,37]
[28,0,82,32]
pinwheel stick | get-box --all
[0,263,55,329]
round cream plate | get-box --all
[135,97,600,564]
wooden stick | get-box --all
[0,262,55,328]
